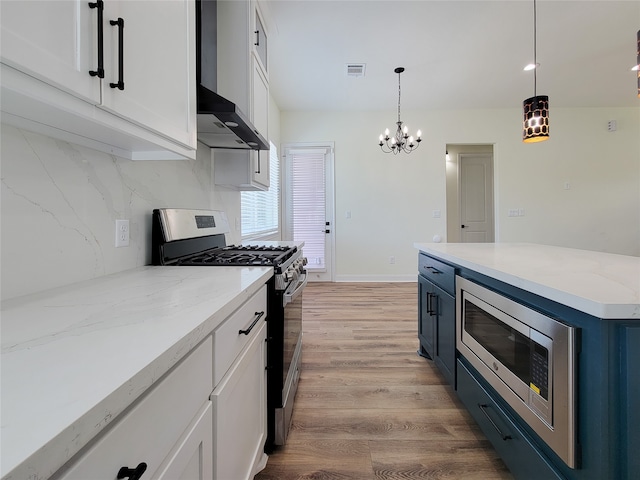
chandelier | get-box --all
[379,67,422,154]
[522,0,550,143]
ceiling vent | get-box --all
[346,63,366,77]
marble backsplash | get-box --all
[1,125,241,301]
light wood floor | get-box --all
[255,282,513,480]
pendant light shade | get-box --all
[523,95,549,142]
[522,0,550,143]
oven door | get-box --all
[273,272,307,445]
[281,272,307,397]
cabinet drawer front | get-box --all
[211,320,267,480]
[418,254,455,295]
[58,337,213,480]
[456,359,563,480]
[213,284,267,385]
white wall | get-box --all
[280,106,640,281]
[0,125,240,301]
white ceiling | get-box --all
[262,0,640,112]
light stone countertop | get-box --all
[0,265,273,480]
[414,243,640,319]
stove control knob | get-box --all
[301,257,308,266]
[283,270,292,282]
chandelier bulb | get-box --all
[384,128,390,136]
[417,130,422,139]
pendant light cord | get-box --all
[533,0,537,96]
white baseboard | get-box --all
[333,274,416,283]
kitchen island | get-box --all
[1,265,273,480]
[414,242,640,480]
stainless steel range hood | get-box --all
[196,0,268,151]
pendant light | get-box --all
[522,0,549,143]
[636,30,639,98]
[379,67,422,154]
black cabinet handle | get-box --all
[109,18,125,90]
[239,311,265,335]
[254,29,260,46]
[478,404,512,441]
[461,225,467,228]
[423,265,441,274]
[88,0,104,78]
[426,292,437,315]
[255,154,261,174]
[117,462,147,479]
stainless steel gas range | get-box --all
[152,208,307,448]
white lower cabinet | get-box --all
[56,337,213,480]
[154,403,213,480]
[52,285,270,480]
[211,311,268,480]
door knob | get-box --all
[461,225,467,228]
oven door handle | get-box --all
[283,272,308,307]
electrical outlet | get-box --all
[518,208,525,216]
[432,210,441,218]
[389,256,395,264]
[115,219,130,247]
[508,209,519,217]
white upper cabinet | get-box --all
[0,0,197,160]
[251,56,270,188]
[214,0,270,191]
[100,1,196,150]
[252,1,268,76]
[0,0,101,104]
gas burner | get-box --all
[178,245,298,268]
[224,244,292,253]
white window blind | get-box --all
[289,150,326,270]
[241,143,279,239]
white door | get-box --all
[459,154,494,242]
[283,143,335,282]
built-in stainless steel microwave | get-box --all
[456,276,577,468]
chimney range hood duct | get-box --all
[196,0,268,151]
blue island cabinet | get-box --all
[417,254,456,386]
[453,267,640,480]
